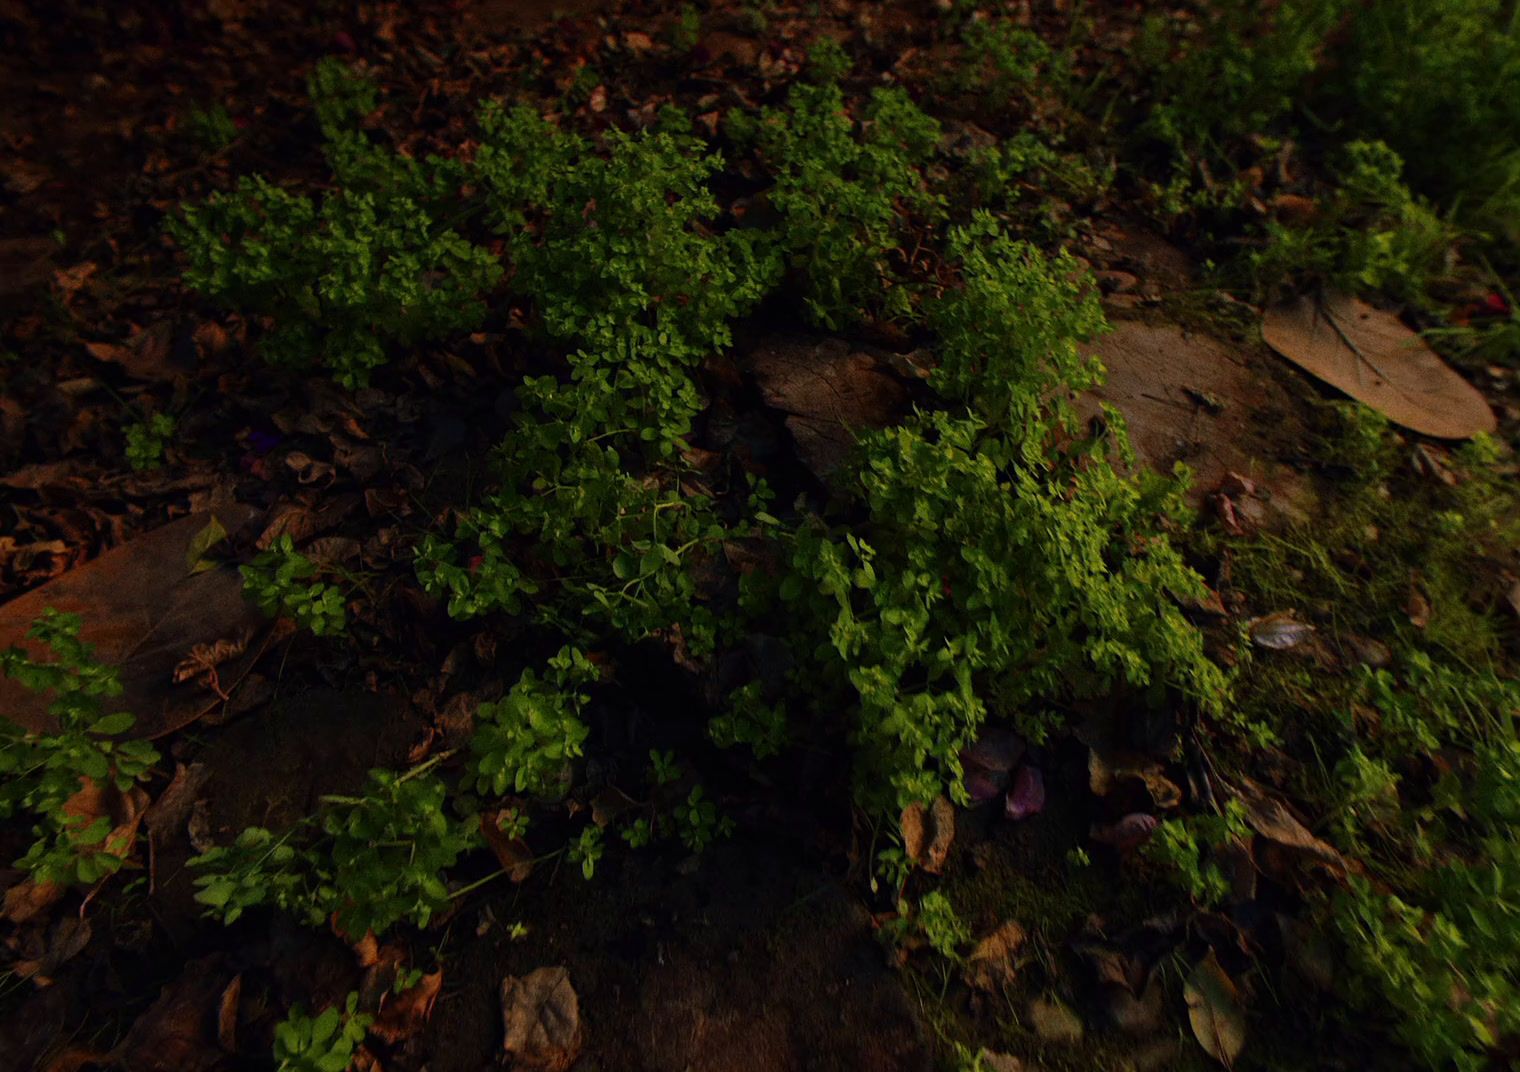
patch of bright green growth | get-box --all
[471,647,596,798]
[1134,1,1350,156]
[413,346,757,654]
[1320,0,1520,239]
[0,610,160,887]
[673,783,734,853]
[568,824,603,879]
[240,533,348,637]
[912,889,971,962]
[730,69,943,328]
[170,61,497,388]
[955,19,1060,109]
[273,992,371,1072]
[190,757,477,937]
[708,679,788,759]
[1246,141,1458,307]
[1223,405,1520,1070]
[124,412,175,472]
[185,103,237,153]
[477,103,778,358]
[1142,799,1249,905]
[768,213,1226,812]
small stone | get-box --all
[1026,993,1084,1044]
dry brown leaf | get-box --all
[480,811,535,883]
[1184,950,1246,1068]
[1235,779,1346,876]
[964,920,1026,992]
[371,970,444,1044]
[900,796,955,875]
[501,966,583,1071]
[216,975,241,1052]
[1262,292,1494,439]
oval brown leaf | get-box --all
[1262,292,1494,439]
[1184,949,1246,1068]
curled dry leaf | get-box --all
[1248,612,1314,651]
[901,795,955,874]
[1262,292,1494,439]
[964,920,1027,992]
[216,975,241,1052]
[1090,813,1159,852]
[371,970,444,1044]
[1184,949,1246,1068]
[480,811,536,884]
[501,967,583,1072]
[1235,778,1346,877]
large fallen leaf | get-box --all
[900,795,955,874]
[1235,778,1346,877]
[1184,950,1246,1068]
[501,966,583,1071]
[1262,292,1494,439]
[0,507,268,738]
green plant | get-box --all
[240,534,348,636]
[124,412,175,472]
[191,758,477,937]
[914,889,970,961]
[471,648,597,798]
[1246,140,1458,306]
[273,992,371,1072]
[733,77,943,328]
[767,214,1225,811]
[673,784,733,853]
[567,824,603,879]
[707,680,788,758]
[955,18,1060,108]
[648,749,680,786]
[0,610,159,886]
[671,3,701,51]
[1143,800,1249,905]
[185,103,237,153]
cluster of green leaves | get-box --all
[124,412,175,472]
[1245,141,1458,308]
[419,108,783,657]
[471,646,596,798]
[190,758,477,937]
[0,610,159,886]
[240,533,348,637]
[728,63,943,328]
[170,62,499,388]
[953,17,1061,109]
[1222,405,1520,1069]
[753,214,1225,812]
[476,102,779,357]
[1142,799,1250,905]
[273,992,371,1072]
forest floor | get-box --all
[2,2,1519,1071]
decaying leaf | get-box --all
[964,920,1026,992]
[501,966,583,1072]
[901,795,955,874]
[480,811,536,883]
[1185,950,1246,1068]
[1248,612,1314,651]
[371,970,444,1044]
[1235,778,1346,876]
[216,975,241,1052]
[1262,292,1495,439]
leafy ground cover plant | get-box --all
[190,756,477,937]
[240,533,349,636]
[0,610,159,886]
[273,992,371,1072]
[751,213,1226,812]
[728,58,943,328]
[470,646,596,799]
[124,411,175,472]
[1215,404,1520,1069]
[170,62,500,388]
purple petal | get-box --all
[964,768,1009,804]
[1004,766,1045,821]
